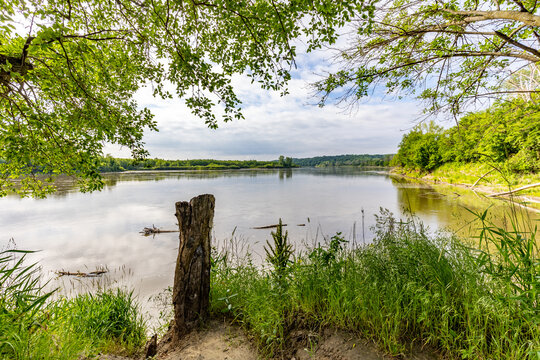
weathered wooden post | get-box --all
[171,194,215,341]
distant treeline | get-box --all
[98,157,284,172]
[97,154,392,172]
[392,99,540,173]
[292,154,394,167]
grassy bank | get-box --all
[393,162,540,198]
[210,211,539,359]
[3,208,539,359]
[0,250,146,360]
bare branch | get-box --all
[442,9,540,27]
[494,30,540,58]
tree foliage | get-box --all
[278,155,294,168]
[317,0,540,116]
[0,0,375,196]
[392,121,444,171]
[98,156,284,172]
[293,154,393,167]
[392,100,540,172]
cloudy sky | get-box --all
[106,41,422,161]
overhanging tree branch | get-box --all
[442,9,540,26]
[1,0,370,197]
[494,30,540,57]
[316,0,540,118]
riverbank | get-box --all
[118,320,439,360]
[103,209,539,360]
[0,249,146,359]
[391,163,540,208]
[207,214,539,359]
[2,208,538,359]
[97,320,436,360]
[98,157,298,172]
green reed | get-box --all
[0,249,146,360]
[210,210,540,359]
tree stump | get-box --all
[172,194,215,340]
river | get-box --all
[1,167,537,318]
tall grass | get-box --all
[0,249,55,359]
[60,289,146,352]
[210,210,540,359]
[0,249,146,359]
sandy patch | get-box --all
[154,320,257,360]
[98,321,440,360]
[290,329,439,360]
[148,322,440,360]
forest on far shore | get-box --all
[97,157,285,172]
[292,154,393,167]
[97,154,392,172]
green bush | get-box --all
[392,121,443,171]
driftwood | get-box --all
[487,182,540,198]
[57,270,108,277]
[252,223,309,229]
[253,223,288,229]
[140,225,179,236]
[252,223,308,229]
[493,195,540,214]
[522,196,540,204]
[471,169,495,188]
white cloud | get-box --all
[104,41,421,160]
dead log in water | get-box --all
[57,269,108,277]
[487,183,540,198]
[252,223,308,229]
[140,225,179,236]
[252,223,288,229]
[471,169,496,188]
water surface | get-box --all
[1,168,537,314]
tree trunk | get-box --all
[172,194,215,340]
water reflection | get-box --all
[12,167,390,199]
[390,176,538,238]
[1,168,537,317]
[278,169,293,180]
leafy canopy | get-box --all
[0,0,375,197]
[316,0,540,116]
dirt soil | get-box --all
[103,320,437,360]
[153,320,257,360]
[99,320,440,360]
[291,328,437,360]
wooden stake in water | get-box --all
[172,194,215,340]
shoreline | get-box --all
[389,167,540,213]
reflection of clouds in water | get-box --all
[3,169,393,264]
[3,198,178,283]
[2,168,536,315]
